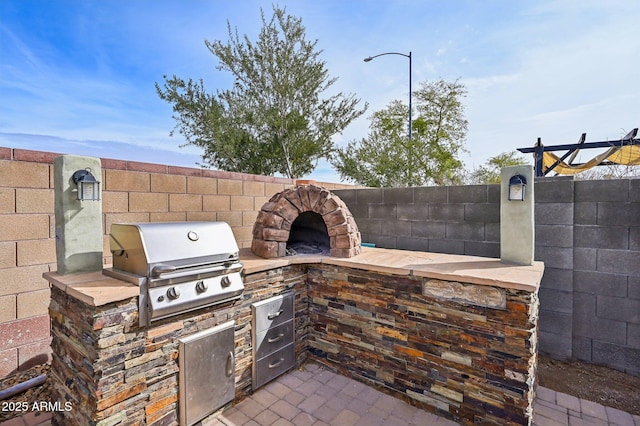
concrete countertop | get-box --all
[44,247,544,307]
[240,246,544,292]
[44,270,139,307]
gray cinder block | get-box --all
[597,249,640,276]
[535,203,573,225]
[448,185,488,203]
[536,225,573,248]
[411,221,446,239]
[428,239,464,255]
[596,295,640,324]
[575,179,629,202]
[397,203,429,221]
[592,340,640,376]
[464,203,499,223]
[535,179,574,203]
[463,241,500,258]
[573,270,627,297]
[574,225,629,250]
[383,187,414,204]
[539,330,572,359]
[357,188,383,204]
[429,203,464,222]
[414,186,447,203]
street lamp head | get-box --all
[363,57,373,62]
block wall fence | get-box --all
[1,146,638,379]
[333,178,640,376]
[0,147,355,378]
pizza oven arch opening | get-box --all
[251,184,362,258]
[287,211,330,255]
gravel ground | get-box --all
[538,354,640,416]
[0,363,51,423]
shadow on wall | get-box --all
[6,353,50,377]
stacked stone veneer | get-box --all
[251,184,361,258]
[48,260,539,425]
[307,265,539,425]
[48,266,308,425]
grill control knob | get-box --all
[220,276,232,288]
[195,280,208,293]
[166,287,181,300]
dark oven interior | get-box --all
[286,211,329,255]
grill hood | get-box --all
[109,222,240,278]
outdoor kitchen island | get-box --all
[45,246,543,426]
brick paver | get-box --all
[557,392,581,412]
[605,406,635,426]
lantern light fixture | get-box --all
[508,174,527,201]
[72,168,101,201]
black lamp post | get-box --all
[364,51,412,140]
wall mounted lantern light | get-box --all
[72,168,101,201]
[508,174,527,201]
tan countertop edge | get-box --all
[43,271,139,307]
[240,247,544,292]
[44,248,543,307]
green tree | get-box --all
[469,151,529,184]
[156,5,366,178]
[331,79,468,187]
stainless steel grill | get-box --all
[104,221,244,326]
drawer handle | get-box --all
[267,333,285,344]
[268,357,285,369]
[267,310,284,320]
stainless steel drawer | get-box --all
[254,319,294,360]
[252,292,295,390]
[254,343,295,389]
[252,293,294,333]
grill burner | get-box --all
[104,222,244,326]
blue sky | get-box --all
[1,0,638,182]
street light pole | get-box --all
[363,51,412,140]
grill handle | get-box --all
[148,263,243,283]
[151,264,178,277]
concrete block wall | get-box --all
[334,185,501,258]
[572,179,640,376]
[0,148,55,377]
[534,178,575,360]
[335,177,640,376]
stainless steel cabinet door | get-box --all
[179,320,236,426]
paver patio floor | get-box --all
[211,363,640,426]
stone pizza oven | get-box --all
[251,184,361,258]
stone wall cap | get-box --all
[240,247,544,292]
[44,270,139,306]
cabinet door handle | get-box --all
[226,351,235,377]
[267,310,283,320]
[267,333,285,344]
[268,358,285,369]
